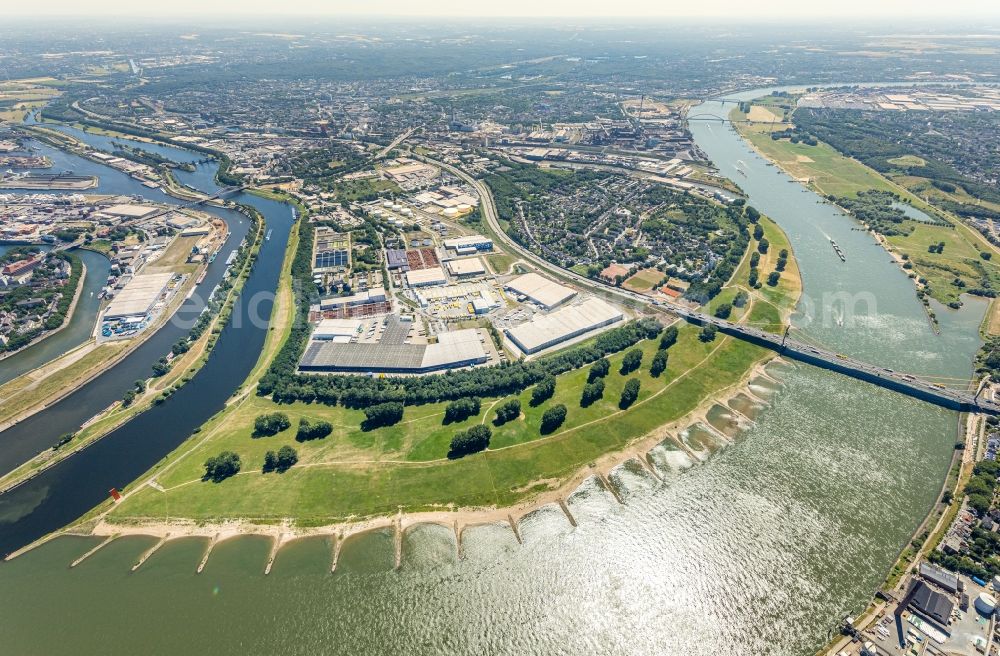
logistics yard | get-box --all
[299,188,632,373]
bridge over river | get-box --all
[661,302,999,415]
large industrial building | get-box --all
[299,325,488,374]
[505,297,623,355]
[102,272,175,320]
[319,289,387,311]
[405,266,447,287]
[442,235,493,254]
[445,257,485,278]
[505,272,577,310]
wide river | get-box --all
[0,95,986,655]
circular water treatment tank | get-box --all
[976,592,997,615]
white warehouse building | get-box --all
[505,297,624,355]
[505,272,577,310]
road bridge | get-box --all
[661,304,999,415]
[417,154,997,415]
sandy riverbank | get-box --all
[60,355,784,559]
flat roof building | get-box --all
[313,318,363,341]
[103,272,174,320]
[446,258,486,278]
[505,272,576,310]
[505,297,623,355]
[101,204,159,219]
[386,248,409,270]
[443,235,493,252]
[406,266,447,287]
[920,562,960,594]
[299,328,487,374]
[318,289,387,311]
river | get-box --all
[0,94,986,655]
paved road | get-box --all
[418,153,1000,414]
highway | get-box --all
[419,153,999,415]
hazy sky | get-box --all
[5,0,1000,19]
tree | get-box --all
[745,206,760,223]
[699,325,718,342]
[757,238,769,254]
[620,348,642,375]
[362,402,404,430]
[444,397,481,424]
[151,357,171,377]
[588,357,610,383]
[448,424,492,459]
[253,412,291,437]
[204,451,241,482]
[540,404,567,434]
[749,251,760,268]
[748,268,759,287]
[276,445,298,472]
[581,378,605,407]
[733,291,749,308]
[659,325,679,351]
[296,418,333,441]
[122,389,137,408]
[530,375,556,407]
[493,398,521,426]
[263,450,278,472]
[752,224,764,240]
[650,349,668,377]
[767,271,781,286]
[619,378,640,409]
[714,303,732,319]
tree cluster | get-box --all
[204,451,241,482]
[263,445,298,473]
[296,418,333,441]
[253,412,291,437]
[448,424,492,459]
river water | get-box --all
[0,95,986,655]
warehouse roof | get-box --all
[101,204,159,219]
[423,330,487,370]
[505,272,576,309]
[446,258,485,277]
[406,266,447,287]
[313,319,363,339]
[443,235,492,250]
[919,563,959,594]
[103,272,174,319]
[506,297,622,353]
[299,328,486,373]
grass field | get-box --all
[0,343,129,429]
[623,268,664,292]
[733,106,1000,312]
[486,252,519,275]
[887,155,927,168]
[100,214,801,527]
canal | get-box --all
[0,93,986,655]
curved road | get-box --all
[419,153,998,415]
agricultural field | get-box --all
[0,79,61,122]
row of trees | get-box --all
[261,314,664,409]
